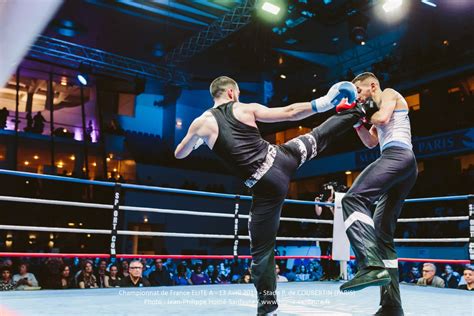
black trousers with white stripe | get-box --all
[249,109,362,314]
[341,146,417,309]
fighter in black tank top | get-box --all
[209,101,363,314]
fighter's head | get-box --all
[352,72,381,100]
[210,76,240,102]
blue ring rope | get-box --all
[0,169,471,206]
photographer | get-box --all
[314,182,347,280]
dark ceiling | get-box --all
[38,0,474,88]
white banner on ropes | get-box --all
[332,192,350,261]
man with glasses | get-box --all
[416,263,445,288]
[149,259,172,286]
[120,260,151,287]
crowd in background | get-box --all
[1,257,472,291]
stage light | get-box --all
[77,73,88,85]
[421,0,436,8]
[280,74,286,79]
[262,2,281,15]
[383,0,403,13]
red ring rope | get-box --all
[0,252,470,264]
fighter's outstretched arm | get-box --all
[175,117,205,159]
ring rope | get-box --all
[0,196,333,224]
[1,196,468,224]
[0,224,467,243]
[0,169,470,205]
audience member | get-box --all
[77,261,98,289]
[119,260,130,279]
[149,259,172,286]
[457,266,473,291]
[33,111,46,134]
[276,264,288,283]
[59,265,74,289]
[0,107,9,129]
[12,263,39,290]
[295,265,311,282]
[120,260,150,287]
[417,263,445,288]
[172,264,192,286]
[95,260,109,288]
[0,267,15,291]
[403,265,421,283]
[104,265,121,288]
[191,264,210,285]
[441,264,460,289]
[205,264,221,284]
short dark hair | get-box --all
[352,72,379,84]
[209,76,238,99]
[464,265,474,272]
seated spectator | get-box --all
[120,260,150,287]
[77,261,98,289]
[149,259,172,286]
[119,260,130,279]
[59,265,74,289]
[239,274,251,284]
[0,267,15,291]
[276,264,288,283]
[442,264,460,288]
[403,265,421,283]
[295,265,311,282]
[457,266,473,291]
[172,264,192,286]
[95,260,109,288]
[191,264,210,285]
[205,264,220,284]
[105,265,121,288]
[309,261,323,281]
[12,262,39,290]
[417,263,445,288]
[285,266,297,282]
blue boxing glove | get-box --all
[311,81,357,113]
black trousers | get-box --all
[248,109,362,314]
[341,146,417,310]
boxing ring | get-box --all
[0,169,472,315]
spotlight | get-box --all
[383,0,403,13]
[345,171,352,175]
[361,41,366,46]
[421,0,436,8]
[348,12,368,45]
[262,2,281,15]
[312,88,317,93]
[77,73,88,86]
[280,74,286,79]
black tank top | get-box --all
[209,101,269,179]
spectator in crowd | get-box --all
[239,274,251,284]
[403,265,421,283]
[149,259,172,286]
[120,260,150,288]
[441,264,460,289]
[309,260,323,281]
[13,262,39,290]
[95,260,109,288]
[0,266,15,291]
[77,261,98,289]
[119,260,130,279]
[191,263,211,285]
[173,264,192,286]
[86,120,94,141]
[59,265,74,289]
[104,265,121,288]
[0,107,9,129]
[42,258,63,289]
[217,263,231,284]
[417,263,445,288]
[295,265,311,282]
[24,111,33,132]
[286,266,297,282]
[33,111,46,134]
[276,264,288,283]
[458,266,473,291]
[205,264,221,284]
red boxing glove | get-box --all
[336,100,357,113]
